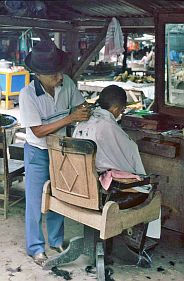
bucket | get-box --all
[0,59,13,69]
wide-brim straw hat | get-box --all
[25,40,68,74]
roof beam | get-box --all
[120,0,155,14]
[74,17,154,30]
[120,16,154,28]
[84,28,154,34]
[0,15,73,31]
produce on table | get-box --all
[114,71,155,83]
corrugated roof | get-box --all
[0,0,183,33]
[45,0,184,20]
[1,0,184,22]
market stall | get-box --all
[78,79,155,103]
[0,65,30,109]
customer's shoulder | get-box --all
[103,121,133,141]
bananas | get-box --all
[113,71,155,83]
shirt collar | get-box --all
[34,77,62,101]
[34,77,45,96]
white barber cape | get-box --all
[73,108,161,239]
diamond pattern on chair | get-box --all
[59,154,78,192]
[52,148,90,201]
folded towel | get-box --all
[99,169,141,190]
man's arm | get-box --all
[31,105,90,138]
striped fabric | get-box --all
[104,17,125,61]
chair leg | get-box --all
[83,225,99,265]
[122,223,154,268]
[96,242,105,281]
[4,197,8,219]
[136,224,153,268]
[105,238,113,256]
[83,226,106,280]
[105,237,114,265]
[138,223,148,253]
[4,179,9,219]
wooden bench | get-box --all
[41,135,161,280]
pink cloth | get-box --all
[99,170,141,191]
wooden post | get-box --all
[54,32,62,49]
[72,25,108,81]
[123,32,128,69]
[65,30,80,63]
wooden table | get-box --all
[0,70,30,109]
[78,80,155,103]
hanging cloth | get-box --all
[104,17,125,62]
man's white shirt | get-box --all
[19,74,84,149]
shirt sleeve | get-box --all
[65,75,85,107]
[71,86,85,107]
[19,89,42,128]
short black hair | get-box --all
[98,85,127,110]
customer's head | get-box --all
[98,85,127,118]
[25,40,68,88]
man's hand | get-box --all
[31,104,91,138]
[70,104,91,122]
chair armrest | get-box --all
[110,174,160,191]
[112,177,143,184]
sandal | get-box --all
[32,252,48,266]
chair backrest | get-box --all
[47,135,100,210]
[0,128,9,178]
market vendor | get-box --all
[19,40,91,266]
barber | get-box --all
[19,40,90,266]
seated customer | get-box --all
[73,85,160,239]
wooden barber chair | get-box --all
[42,135,161,280]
